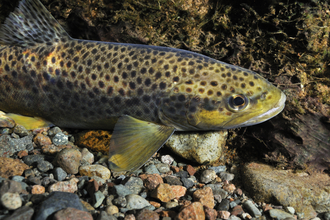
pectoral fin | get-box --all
[6,113,52,130]
[108,115,175,172]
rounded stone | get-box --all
[106,205,119,215]
[166,130,227,164]
[55,148,81,174]
[200,169,217,183]
[52,133,69,146]
[125,194,150,210]
[1,192,22,210]
[79,165,111,180]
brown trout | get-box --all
[0,0,286,171]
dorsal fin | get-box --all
[0,0,71,47]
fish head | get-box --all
[159,62,286,130]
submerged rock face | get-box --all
[166,131,227,164]
[242,162,330,218]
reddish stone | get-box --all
[235,188,243,196]
[17,150,28,158]
[42,144,72,155]
[263,204,273,211]
[204,206,217,220]
[136,209,159,220]
[33,133,52,147]
[223,183,236,193]
[176,202,205,220]
[193,187,215,209]
[171,166,180,173]
[171,185,186,199]
[186,165,196,176]
[124,214,136,220]
[140,174,163,191]
[31,185,45,194]
[149,201,161,208]
[150,183,175,202]
[158,210,177,218]
[49,178,79,193]
[0,157,29,178]
[218,211,230,219]
[231,205,244,216]
[179,199,192,208]
[53,207,93,220]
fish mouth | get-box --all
[239,91,286,127]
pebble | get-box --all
[171,185,187,199]
[193,187,214,208]
[13,125,29,137]
[81,148,94,164]
[219,172,235,181]
[176,202,205,220]
[285,206,295,215]
[160,155,174,165]
[324,213,330,220]
[37,160,53,172]
[150,183,176,202]
[0,180,22,197]
[55,148,81,174]
[217,199,230,211]
[48,127,62,137]
[54,167,67,181]
[123,177,144,195]
[139,174,163,190]
[33,133,52,147]
[136,209,159,220]
[94,191,105,208]
[106,205,119,215]
[34,191,86,220]
[229,215,242,220]
[200,169,217,183]
[31,185,45,194]
[0,157,29,178]
[218,211,230,219]
[165,201,179,209]
[2,205,34,220]
[164,175,182,185]
[181,177,195,188]
[269,209,294,219]
[243,200,262,217]
[49,178,79,193]
[155,163,170,173]
[113,196,127,207]
[1,192,22,210]
[53,207,93,220]
[144,164,160,175]
[52,132,69,146]
[186,165,196,176]
[114,184,134,197]
[79,165,111,180]
[125,194,150,210]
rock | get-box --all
[22,155,45,166]
[219,172,235,182]
[166,130,227,164]
[165,201,179,209]
[2,205,34,220]
[150,183,176,202]
[125,194,150,210]
[34,191,86,220]
[186,165,197,176]
[139,174,163,191]
[223,184,236,194]
[31,185,45,194]
[231,205,244,216]
[49,178,79,193]
[217,199,230,211]
[242,200,261,217]
[106,205,119,215]
[136,209,159,220]
[81,148,94,164]
[114,184,133,197]
[164,175,182,186]
[155,163,170,173]
[242,162,326,218]
[171,185,187,199]
[229,215,241,220]
[182,177,195,188]
[269,209,294,219]
[79,165,111,180]
[0,180,22,198]
[75,130,112,153]
[55,148,81,174]
[0,157,29,178]
[123,177,144,195]
[54,167,67,181]
[113,196,127,207]
[52,132,69,146]
[41,144,71,155]
[207,184,228,199]
[200,169,217,184]
[160,155,174,165]
[33,133,52,147]
[48,127,62,137]
[13,125,29,137]
[0,112,15,128]
[209,165,226,174]
[218,211,230,219]
[204,206,217,220]
[144,164,160,175]
[176,202,205,220]
[53,207,93,220]
[324,213,330,220]
[285,206,295,215]
[1,192,22,210]
[193,187,215,209]
[37,160,53,172]
[94,191,105,208]
[0,135,33,157]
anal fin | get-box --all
[108,115,175,172]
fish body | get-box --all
[0,0,286,171]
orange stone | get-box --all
[33,133,52,147]
[31,185,45,194]
[0,157,29,178]
[150,183,176,202]
[75,130,112,153]
[193,187,215,209]
[186,165,196,176]
[171,185,187,199]
[149,201,161,208]
[176,202,205,220]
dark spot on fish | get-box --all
[151,84,157,90]
[155,72,161,79]
[200,81,207,86]
[129,82,136,90]
[178,94,185,102]
[110,67,116,74]
[114,76,119,83]
[244,72,248,76]
[119,88,125,96]
[137,77,142,84]
[185,80,193,85]
[207,90,213,95]
[241,83,246,88]
[78,66,83,73]
[104,63,109,69]
[199,88,204,93]
[239,77,244,81]
[122,72,128,79]
[144,108,150,114]
[70,71,76,78]
[81,83,86,90]
[91,74,97,80]
[130,71,136,78]
[217,91,222,96]
[51,57,56,63]
[186,88,192,93]
[4,64,9,71]
[149,67,155,75]
[221,84,227,90]
[249,81,254,86]
[107,86,113,95]
[227,72,231,77]
[168,107,176,114]
[173,65,178,72]
[173,76,179,82]
[66,81,73,90]
[117,62,122,68]
[159,82,166,90]
[60,61,64,67]
[138,88,144,96]
[43,72,50,80]
[181,68,186,73]
[230,87,235,92]
[98,81,104,88]
[56,80,64,89]
[114,96,121,104]
[11,70,17,78]
[145,78,151,87]
[164,64,169,70]
[210,81,218,86]
[91,48,97,54]
[233,75,238,80]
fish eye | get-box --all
[228,94,249,111]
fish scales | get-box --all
[0,0,286,171]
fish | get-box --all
[0,0,286,171]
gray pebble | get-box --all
[11,176,25,182]
[22,155,45,166]
[243,200,262,217]
[164,176,182,186]
[219,172,235,181]
[1,192,22,210]
[155,163,170,173]
[94,191,105,208]
[13,125,29,137]
[125,194,150,211]
[324,213,330,220]
[52,133,68,146]
[113,196,127,208]
[200,169,217,183]
[114,184,133,197]
[37,161,53,172]
[41,177,56,187]
[160,155,174,165]
[53,167,67,181]
[216,199,230,211]
[207,184,228,199]
[181,178,195,188]
[229,215,242,220]
[174,171,189,178]
[48,127,62,137]
[230,201,237,208]
[123,177,144,195]
[165,201,179,209]
[144,164,160,175]
[91,176,106,186]
[269,209,294,219]
[33,192,86,220]
[2,205,34,220]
